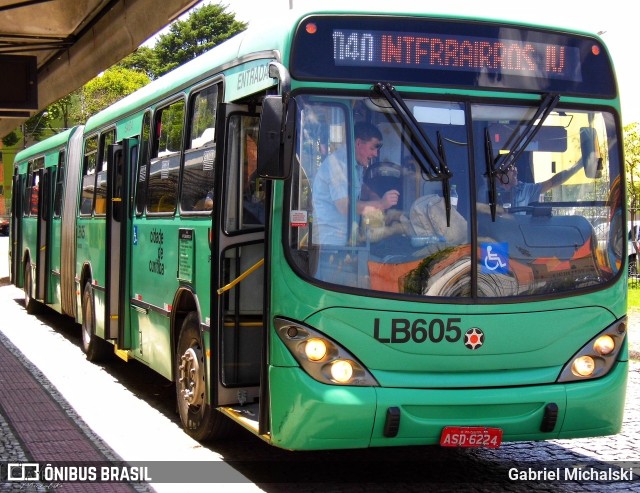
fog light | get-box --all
[305,338,327,361]
[330,360,354,383]
[572,356,595,377]
[593,335,615,355]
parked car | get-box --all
[0,218,8,236]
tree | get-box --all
[118,46,159,80]
[22,111,54,147]
[625,123,640,217]
[625,123,640,261]
[46,94,76,131]
[71,66,150,123]
[152,3,246,77]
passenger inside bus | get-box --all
[311,122,409,284]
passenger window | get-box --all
[224,115,263,232]
[136,112,151,216]
[182,84,219,212]
[94,129,115,216]
[53,150,65,217]
[81,135,98,215]
[147,100,184,214]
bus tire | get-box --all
[176,311,231,441]
[23,262,40,314]
[81,282,112,362]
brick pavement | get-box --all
[0,330,151,492]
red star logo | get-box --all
[464,328,484,350]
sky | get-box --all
[178,0,639,125]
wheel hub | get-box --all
[178,346,204,406]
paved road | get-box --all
[0,236,639,492]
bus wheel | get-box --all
[23,263,40,314]
[176,311,231,441]
[81,282,112,362]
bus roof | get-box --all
[14,126,81,164]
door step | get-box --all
[220,403,262,434]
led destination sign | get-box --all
[332,29,582,82]
[291,16,616,97]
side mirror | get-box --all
[257,95,296,179]
[579,127,603,179]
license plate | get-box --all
[439,426,503,448]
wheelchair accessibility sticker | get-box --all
[481,242,509,275]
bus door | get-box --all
[35,167,52,301]
[10,171,24,284]
[105,139,136,346]
[212,105,266,414]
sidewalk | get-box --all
[0,324,149,492]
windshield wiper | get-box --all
[484,127,499,221]
[485,93,560,220]
[374,82,454,224]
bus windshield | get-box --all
[287,93,622,298]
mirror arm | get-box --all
[268,61,291,95]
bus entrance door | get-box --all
[211,107,265,428]
[10,172,23,285]
[35,167,52,301]
[105,139,135,347]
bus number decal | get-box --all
[373,317,462,344]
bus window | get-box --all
[22,161,32,216]
[290,95,471,290]
[94,129,115,216]
[182,84,218,212]
[136,112,151,216]
[25,159,43,217]
[224,115,263,231]
[147,100,184,214]
[81,135,98,215]
[53,150,65,217]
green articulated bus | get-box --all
[11,6,629,450]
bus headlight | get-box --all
[557,319,627,383]
[593,335,615,355]
[571,356,595,377]
[275,318,379,386]
[330,360,354,383]
[305,338,327,361]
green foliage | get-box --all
[625,123,640,216]
[628,279,640,306]
[152,3,247,77]
[71,67,150,123]
[22,111,55,146]
[2,131,19,147]
[118,47,159,80]
[46,94,76,130]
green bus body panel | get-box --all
[127,218,212,379]
[268,361,626,450]
[304,307,616,384]
[20,219,37,265]
[269,366,377,450]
